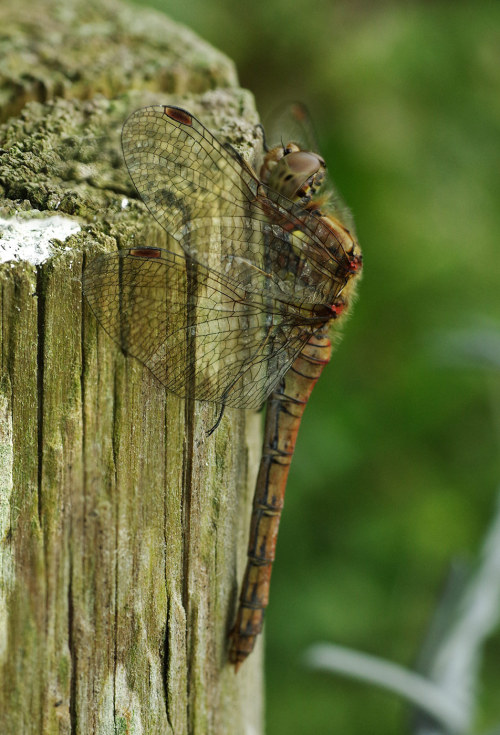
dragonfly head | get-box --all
[261,144,326,203]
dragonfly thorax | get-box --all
[261,144,326,203]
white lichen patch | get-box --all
[0,393,14,665]
[0,215,81,265]
[97,616,176,733]
[99,664,144,735]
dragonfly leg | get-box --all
[207,401,226,436]
[229,332,332,670]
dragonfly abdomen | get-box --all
[229,331,332,669]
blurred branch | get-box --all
[303,643,466,732]
[413,488,500,734]
[304,485,500,735]
[428,326,500,370]
[428,325,500,455]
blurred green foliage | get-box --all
[134,1,500,732]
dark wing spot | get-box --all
[129,248,162,258]
[163,107,193,126]
[290,103,307,122]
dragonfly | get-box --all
[83,102,362,670]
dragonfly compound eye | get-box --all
[268,150,326,202]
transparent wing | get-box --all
[264,101,321,153]
[83,248,312,409]
[264,102,356,233]
[121,105,350,306]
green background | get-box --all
[137,1,499,732]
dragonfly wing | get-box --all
[122,105,261,235]
[264,102,320,153]
[121,106,349,306]
[83,248,310,409]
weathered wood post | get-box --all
[0,1,263,732]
